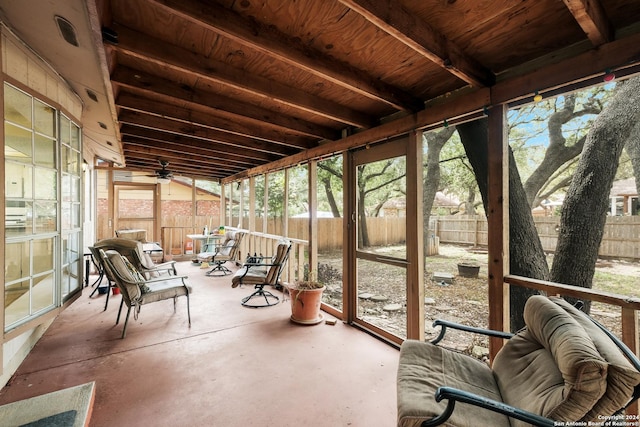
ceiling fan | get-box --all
[149,160,173,183]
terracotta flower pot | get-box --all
[288,285,326,325]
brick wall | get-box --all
[97,199,220,217]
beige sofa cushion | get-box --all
[551,297,640,418]
[397,340,510,427]
[493,295,608,425]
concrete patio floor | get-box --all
[0,260,399,426]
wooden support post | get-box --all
[487,103,510,359]
[308,161,318,278]
[406,130,424,340]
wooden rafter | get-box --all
[115,92,316,148]
[118,110,302,155]
[121,160,227,180]
[111,67,337,139]
[121,137,259,172]
[338,0,494,87]
[110,66,338,140]
[150,0,424,112]
[107,24,375,128]
[119,126,283,163]
[562,0,613,46]
[121,148,240,177]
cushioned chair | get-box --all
[197,231,245,276]
[99,249,191,338]
[231,239,291,308]
[94,238,177,278]
[397,295,640,427]
[90,238,177,310]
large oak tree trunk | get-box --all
[423,127,456,260]
[457,119,549,331]
[551,78,640,302]
[624,122,640,197]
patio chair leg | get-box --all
[116,298,125,324]
[103,283,111,311]
[122,306,132,339]
[186,294,191,326]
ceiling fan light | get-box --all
[157,177,171,184]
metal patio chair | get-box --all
[197,231,245,276]
[99,249,191,338]
[231,239,291,308]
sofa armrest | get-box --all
[430,319,514,345]
[426,386,555,427]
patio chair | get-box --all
[90,238,177,310]
[94,238,177,278]
[197,231,245,276]
[99,249,191,338]
[397,295,640,427]
[231,239,291,308]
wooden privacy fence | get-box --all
[159,216,404,254]
[103,214,639,260]
[431,215,640,260]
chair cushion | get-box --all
[265,243,288,283]
[140,279,189,304]
[231,266,268,286]
[219,240,234,256]
[197,235,235,261]
[551,297,640,418]
[493,295,608,425]
[398,340,510,427]
[105,251,143,299]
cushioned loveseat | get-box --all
[397,295,640,427]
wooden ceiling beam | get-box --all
[121,147,240,176]
[122,157,231,178]
[562,0,613,46]
[116,92,315,148]
[122,137,257,170]
[108,24,376,129]
[150,0,424,112]
[122,158,227,180]
[120,125,282,163]
[338,0,494,87]
[111,65,338,141]
[118,109,301,156]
